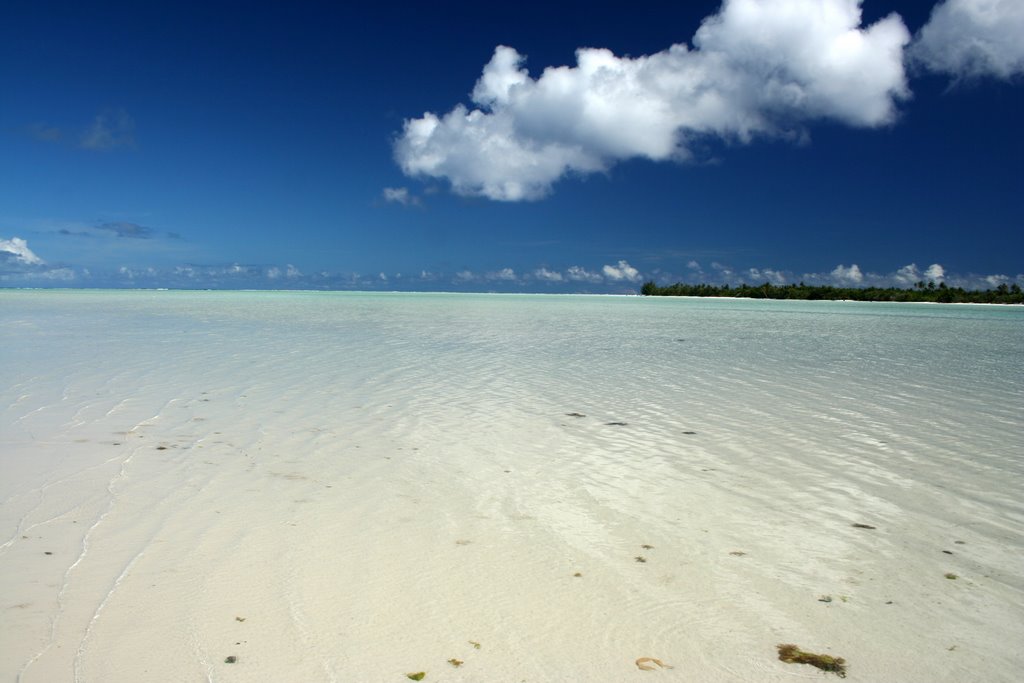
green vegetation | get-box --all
[640,280,1024,304]
[777,644,847,677]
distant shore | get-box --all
[641,280,1024,304]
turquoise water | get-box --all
[2,290,1023,681]
[4,290,1022,510]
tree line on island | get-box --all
[640,280,1024,304]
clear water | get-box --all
[2,290,1023,681]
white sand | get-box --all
[2,291,1023,682]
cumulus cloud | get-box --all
[266,264,301,279]
[486,267,518,281]
[924,263,945,282]
[1,236,45,266]
[747,267,787,284]
[1,236,82,283]
[893,264,917,285]
[910,0,1024,79]
[533,267,564,282]
[891,262,948,286]
[118,266,158,279]
[394,0,910,200]
[566,265,603,283]
[785,261,975,288]
[831,263,864,284]
[711,262,735,279]
[602,260,642,282]
[80,109,136,150]
[984,274,1011,288]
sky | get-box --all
[1,0,1022,292]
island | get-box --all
[640,280,1024,304]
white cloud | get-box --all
[0,236,44,265]
[566,265,603,283]
[795,261,965,288]
[893,263,922,285]
[602,259,642,282]
[486,267,518,281]
[382,186,420,206]
[455,270,475,282]
[0,237,81,284]
[534,267,563,282]
[747,267,787,284]
[911,0,1024,79]
[924,263,945,282]
[0,267,75,283]
[117,266,158,279]
[711,262,735,279]
[891,262,945,285]
[831,263,864,284]
[37,268,75,281]
[394,0,910,200]
[266,265,300,279]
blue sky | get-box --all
[2,0,1021,292]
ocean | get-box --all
[2,290,1022,681]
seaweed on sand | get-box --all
[777,644,847,677]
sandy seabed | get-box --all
[2,291,1023,682]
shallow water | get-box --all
[2,291,1022,682]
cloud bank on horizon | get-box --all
[394,0,1024,201]
[3,232,1020,293]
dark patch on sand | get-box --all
[777,644,846,677]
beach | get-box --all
[2,290,1022,682]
